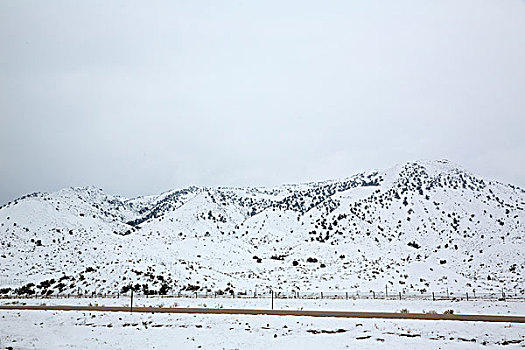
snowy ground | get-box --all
[1,298,524,349]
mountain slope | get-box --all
[1,160,524,297]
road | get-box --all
[1,305,524,323]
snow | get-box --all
[0,160,524,310]
[1,301,524,349]
[1,159,525,348]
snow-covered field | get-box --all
[1,309,524,349]
[1,298,525,349]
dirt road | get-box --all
[1,305,524,323]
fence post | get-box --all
[432,292,435,301]
[271,290,274,310]
[466,292,469,301]
[130,288,133,313]
[385,285,388,298]
[346,292,348,300]
[321,292,323,299]
[502,288,506,301]
[446,288,449,300]
[373,291,375,299]
[398,292,401,300]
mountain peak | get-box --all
[1,160,523,296]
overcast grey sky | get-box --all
[1,0,524,204]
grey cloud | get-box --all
[1,0,524,203]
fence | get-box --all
[171,290,524,302]
[1,288,524,302]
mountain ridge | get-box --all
[1,160,523,297]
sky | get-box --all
[1,0,524,204]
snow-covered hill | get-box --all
[1,160,524,297]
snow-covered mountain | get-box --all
[1,160,524,297]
